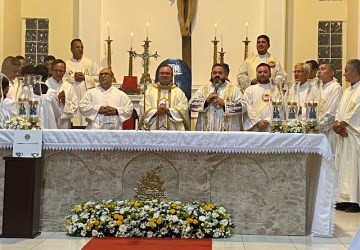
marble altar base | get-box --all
[0,148,321,236]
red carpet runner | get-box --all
[82,237,212,250]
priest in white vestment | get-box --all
[0,77,17,127]
[332,59,360,213]
[243,63,274,131]
[237,35,287,92]
[317,63,343,153]
[190,64,246,131]
[1,56,22,101]
[79,68,133,130]
[46,59,78,129]
[139,65,190,130]
[64,39,99,126]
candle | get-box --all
[146,22,149,39]
[245,22,248,38]
[214,22,218,38]
[107,21,110,39]
[130,32,133,49]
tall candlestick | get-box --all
[214,22,218,38]
[130,32,133,49]
[146,22,149,40]
[245,22,248,38]
[221,34,223,49]
[107,21,110,39]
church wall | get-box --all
[289,0,347,82]
[1,0,22,58]
[347,0,360,60]
[21,0,74,61]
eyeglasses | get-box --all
[99,72,112,77]
[52,69,65,73]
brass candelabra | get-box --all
[127,48,136,76]
[211,38,219,64]
[242,37,251,60]
[105,37,117,83]
[218,47,226,64]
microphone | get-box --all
[213,77,222,93]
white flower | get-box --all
[220,219,228,226]
[92,230,99,237]
[119,224,127,233]
[199,216,206,222]
[212,212,219,218]
[146,231,154,237]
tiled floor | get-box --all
[0,211,359,250]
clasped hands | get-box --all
[99,106,117,116]
[74,72,85,82]
[58,91,66,104]
[206,92,225,107]
[333,120,349,137]
[157,103,169,115]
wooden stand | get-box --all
[1,157,42,238]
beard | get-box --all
[211,77,225,85]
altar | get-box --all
[0,130,336,237]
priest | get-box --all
[79,68,133,130]
[190,64,246,131]
[139,65,190,130]
[333,59,360,213]
[243,63,272,131]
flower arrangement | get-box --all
[65,199,235,239]
[4,116,29,130]
[282,119,306,133]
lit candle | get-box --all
[214,22,218,38]
[245,22,248,38]
[107,21,110,39]
[146,22,149,39]
[130,32,133,49]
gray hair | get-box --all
[1,56,21,70]
[347,59,360,74]
[295,63,310,74]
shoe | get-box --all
[345,204,360,213]
[336,202,352,211]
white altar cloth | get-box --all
[0,130,337,237]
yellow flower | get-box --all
[193,219,198,225]
[186,218,193,224]
[169,209,176,214]
[220,225,225,231]
[116,220,123,226]
[149,221,156,228]
[130,201,135,205]
[83,204,88,210]
[208,203,215,209]
[134,201,141,207]
[114,214,123,220]
[66,219,72,225]
[156,218,162,224]
[74,205,81,212]
[94,220,100,226]
[204,205,210,211]
[171,203,177,207]
[88,222,93,228]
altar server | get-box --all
[139,64,190,130]
[333,59,360,213]
[79,68,133,130]
[46,59,78,129]
[64,39,99,126]
[190,63,246,131]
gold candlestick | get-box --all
[211,38,219,64]
[127,49,136,76]
[242,37,251,60]
[105,38,117,83]
[218,47,226,64]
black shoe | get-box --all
[336,202,352,211]
[345,204,360,213]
